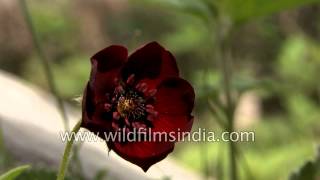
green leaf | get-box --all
[289,147,320,180]
[15,168,72,180]
[218,0,320,24]
[133,0,214,23]
[137,0,320,25]
[0,165,30,180]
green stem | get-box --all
[19,0,69,130]
[222,46,237,180]
[215,17,238,180]
[57,121,82,180]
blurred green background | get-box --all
[0,0,320,179]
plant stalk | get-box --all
[57,120,82,180]
[19,0,69,130]
[216,17,238,180]
[221,46,237,180]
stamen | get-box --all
[147,89,157,97]
[113,78,119,84]
[126,74,135,85]
[104,77,157,134]
[146,108,155,114]
[125,118,130,126]
[104,103,112,111]
[141,87,148,94]
[133,122,146,129]
[115,85,124,93]
[113,112,120,120]
[125,127,130,134]
[135,83,142,90]
[152,111,158,117]
[119,96,125,101]
[137,83,147,92]
[112,122,119,129]
[147,114,155,121]
[146,104,154,109]
[147,109,158,117]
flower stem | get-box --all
[222,46,237,180]
[215,17,238,180]
[57,121,82,180]
[19,0,69,131]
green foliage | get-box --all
[23,55,90,100]
[136,0,320,25]
[28,1,78,59]
[0,165,30,180]
[0,129,13,171]
[277,35,320,92]
[133,0,214,23]
[53,56,90,99]
[16,168,58,180]
[16,168,73,180]
[289,148,320,180]
[216,0,320,24]
[163,22,210,53]
[176,134,315,180]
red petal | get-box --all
[154,77,195,115]
[152,115,194,141]
[107,141,174,172]
[82,84,113,138]
[91,45,128,72]
[121,42,179,89]
[90,45,128,101]
[82,83,95,121]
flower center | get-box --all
[116,91,145,119]
[103,74,158,133]
[117,97,136,115]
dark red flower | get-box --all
[82,42,195,172]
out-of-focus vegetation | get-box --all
[0,0,320,179]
